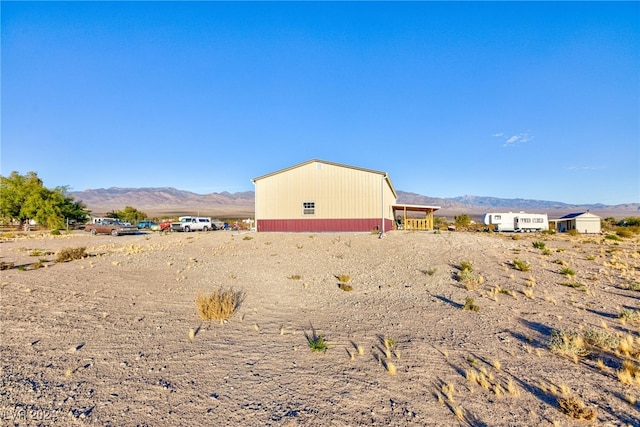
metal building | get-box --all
[252,159,398,232]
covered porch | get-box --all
[392,204,441,231]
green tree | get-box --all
[115,206,147,224]
[433,216,449,229]
[454,214,471,228]
[0,171,90,228]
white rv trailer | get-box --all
[483,212,548,232]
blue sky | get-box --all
[2,1,638,205]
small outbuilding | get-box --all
[550,212,601,234]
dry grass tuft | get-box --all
[522,288,535,299]
[335,274,351,283]
[512,259,531,272]
[617,359,640,385]
[557,395,597,420]
[338,282,353,291]
[456,269,484,290]
[195,288,244,321]
[384,360,397,375]
[507,378,520,396]
[55,247,87,262]
[463,296,480,312]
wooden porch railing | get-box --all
[403,217,434,231]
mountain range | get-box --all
[68,187,639,219]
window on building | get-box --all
[495,215,501,220]
[303,202,315,215]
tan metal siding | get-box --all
[255,161,396,221]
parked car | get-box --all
[137,220,158,229]
[170,217,213,232]
[211,219,225,230]
[159,220,173,231]
[85,219,138,236]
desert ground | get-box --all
[1,228,639,426]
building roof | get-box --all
[558,212,600,220]
[392,204,441,213]
[252,159,398,198]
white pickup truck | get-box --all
[170,216,213,232]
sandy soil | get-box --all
[1,229,639,426]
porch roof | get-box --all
[392,204,441,214]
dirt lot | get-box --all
[1,229,639,426]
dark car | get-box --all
[137,221,158,229]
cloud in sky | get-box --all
[493,132,534,147]
[566,165,606,171]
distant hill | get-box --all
[396,191,639,219]
[69,187,639,219]
[69,187,255,218]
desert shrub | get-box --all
[463,296,480,312]
[628,282,640,292]
[242,236,253,240]
[620,216,640,227]
[568,229,578,236]
[619,309,640,322]
[541,248,552,256]
[548,329,589,357]
[338,283,353,292]
[558,396,597,420]
[306,331,329,352]
[50,229,61,236]
[560,282,585,291]
[454,214,471,228]
[195,288,243,321]
[0,261,14,270]
[459,261,473,272]
[288,275,302,280]
[559,267,576,276]
[583,327,619,350]
[30,249,43,257]
[31,261,45,270]
[512,259,531,272]
[532,241,546,249]
[605,234,622,241]
[421,267,437,276]
[616,229,634,238]
[55,247,87,262]
[456,269,484,290]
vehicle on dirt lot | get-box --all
[170,216,212,232]
[85,219,138,236]
[159,220,173,231]
[211,219,226,230]
[483,212,548,232]
[137,221,158,229]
